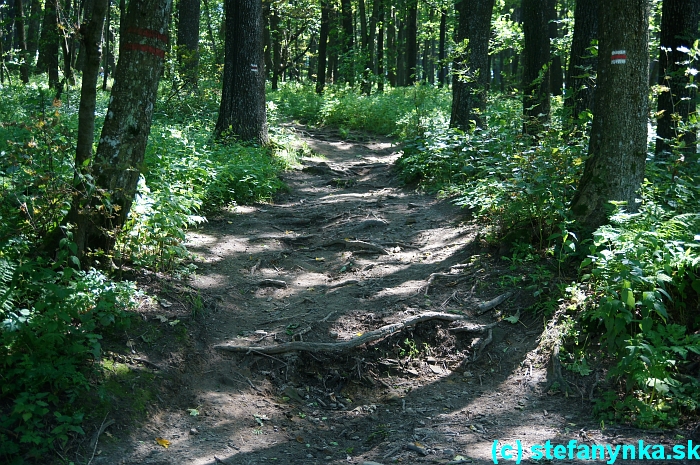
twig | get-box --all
[87,415,115,465]
[246,377,262,392]
[215,312,474,355]
[248,349,288,367]
[321,311,335,322]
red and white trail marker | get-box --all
[251,64,259,73]
[611,50,627,65]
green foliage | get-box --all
[270,82,451,138]
[398,97,586,249]
[1,237,137,461]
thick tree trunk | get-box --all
[522,0,550,133]
[38,0,60,87]
[215,0,268,145]
[316,0,330,94]
[15,0,30,82]
[450,0,495,130]
[655,0,700,158]
[405,0,417,85]
[69,0,173,256]
[565,0,597,124]
[570,0,649,234]
[177,0,200,85]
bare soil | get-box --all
[91,128,696,465]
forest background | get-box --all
[0,0,699,462]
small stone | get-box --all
[306,454,314,458]
[189,428,199,435]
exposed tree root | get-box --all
[215,312,491,355]
[544,340,573,395]
[319,239,389,255]
[475,291,514,315]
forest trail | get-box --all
[96,129,675,465]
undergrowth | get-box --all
[0,77,298,462]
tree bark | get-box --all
[74,0,108,176]
[377,0,384,92]
[269,7,281,90]
[655,0,700,158]
[15,0,30,82]
[522,0,550,133]
[386,5,396,86]
[450,0,495,130]
[339,0,353,84]
[177,0,200,86]
[68,0,173,256]
[215,0,268,145]
[405,0,417,85]
[548,0,563,96]
[37,0,60,87]
[437,8,446,87]
[565,0,597,124]
[570,0,649,234]
[316,0,330,94]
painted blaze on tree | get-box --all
[570,0,649,234]
[215,0,268,145]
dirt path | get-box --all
[95,129,690,465]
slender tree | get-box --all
[437,8,446,87]
[450,0,495,130]
[37,0,59,88]
[548,0,563,95]
[215,0,268,144]
[339,0,353,84]
[177,0,200,85]
[377,0,385,92]
[316,0,330,94]
[655,0,700,158]
[405,0,417,85]
[565,0,597,124]
[15,0,30,83]
[66,0,173,256]
[570,0,649,234]
[522,0,550,133]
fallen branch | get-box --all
[449,321,499,334]
[215,312,474,355]
[475,291,513,315]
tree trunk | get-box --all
[565,0,597,124]
[655,0,700,158]
[270,7,281,90]
[59,0,76,86]
[522,0,550,133]
[177,0,200,86]
[69,0,173,256]
[548,0,563,96]
[387,6,396,86]
[203,0,219,63]
[215,0,268,144]
[450,0,495,130]
[26,0,41,65]
[74,0,108,177]
[339,0,353,84]
[38,0,60,87]
[405,0,417,85]
[437,8,446,87]
[377,0,384,92]
[15,0,30,82]
[570,0,649,234]
[316,0,330,94]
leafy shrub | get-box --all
[1,237,136,462]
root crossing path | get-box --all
[96,129,674,465]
